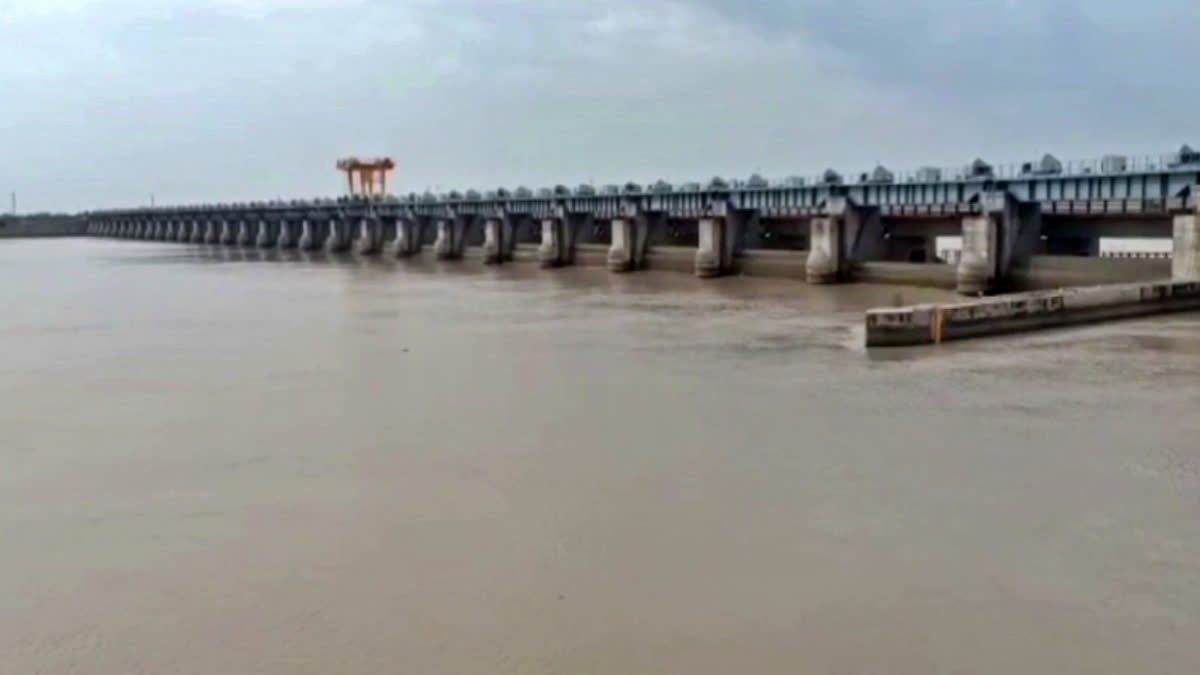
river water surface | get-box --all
[2,239,1198,674]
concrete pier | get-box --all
[355,218,383,255]
[806,198,884,284]
[483,215,515,264]
[204,220,220,244]
[190,221,205,243]
[276,220,296,249]
[391,218,425,258]
[956,193,1041,295]
[1172,197,1200,280]
[235,221,253,247]
[695,203,752,278]
[176,221,191,243]
[434,216,471,260]
[538,209,591,268]
[219,221,236,246]
[256,220,275,248]
[608,209,659,272]
[298,220,322,251]
[325,218,350,253]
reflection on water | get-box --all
[2,238,1199,675]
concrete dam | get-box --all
[78,147,1200,342]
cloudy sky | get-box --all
[1,0,1195,212]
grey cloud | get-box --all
[691,0,1198,144]
[1,0,1195,212]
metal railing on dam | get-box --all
[83,147,1200,296]
[85,148,1200,221]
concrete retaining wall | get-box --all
[0,215,84,237]
[865,279,1200,347]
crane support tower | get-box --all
[337,157,395,198]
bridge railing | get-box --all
[88,149,1200,214]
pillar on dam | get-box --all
[276,219,296,249]
[325,218,351,253]
[177,220,192,243]
[539,207,591,268]
[806,197,884,284]
[204,220,219,244]
[391,217,425,258]
[234,220,253,247]
[1172,195,1200,279]
[219,220,236,246]
[166,221,178,241]
[255,220,275,248]
[608,207,661,272]
[483,214,515,264]
[695,202,755,278]
[355,218,384,255]
[956,192,1041,295]
[298,219,323,251]
[190,220,205,243]
[434,215,471,260]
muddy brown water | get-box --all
[2,239,1198,674]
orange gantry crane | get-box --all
[336,157,395,198]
